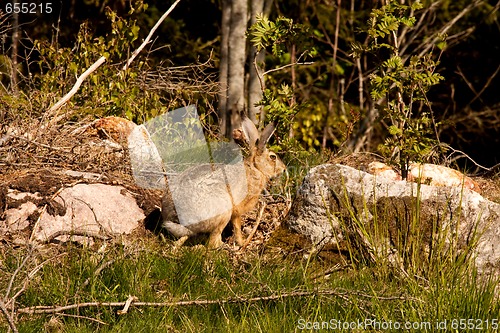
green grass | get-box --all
[1,231,499,333]
[1,152,499,332]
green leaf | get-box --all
[334,63,344,75]
[436,40,447,50]
[411,1,423,11]
[69,62,78,74]
[383,55,403,69]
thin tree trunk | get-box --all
[247,0,265,125]
[10,0,19,95]
[226,0,248,134]
[346,56,371,152]
[264,0,274,16]
[218,0,231,135]
[288,44,296,139]
[322,0,342,149]
[255,0,274,129]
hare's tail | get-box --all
[162,221,195,238]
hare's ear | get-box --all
[257,122,276,152]
[240,117,260,147]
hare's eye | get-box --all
[270,153,277,160]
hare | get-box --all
[161,118,286,248]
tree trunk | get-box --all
[218,0,231,135]
[226,0,248,135]
[10,0,19,95]
[247,0,265,125]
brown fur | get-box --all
[161,119,286,248]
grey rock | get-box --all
[34,183,144,243]
[2,183,144,244]
[286,163,500,275]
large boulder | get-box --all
[33,183,145,243]
[2,179,146,244]
[285,164,500,275]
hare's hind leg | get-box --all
[231,215,244,246]
[207,216,232,249]
[174,235,189,248]
[207,232,223,249]
[207,223,227,249]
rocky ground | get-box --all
[0,117,288,249]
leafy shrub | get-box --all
[351,0,446,177]
[2,3,217,124]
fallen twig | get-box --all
[29,204,47,243]
[0,299,18,333]
[17,289,421,315]
[79,259,117,291]
[18,290,328,314]
[5,247,33,300]
[311,263,351,281]
[42,230,111,244]
[6,252,69,308]
[8,134,73,152]
[117,295,138,315]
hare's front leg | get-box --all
[231,214,244,246]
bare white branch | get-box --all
[47,56,107,116]
[122,0,182,71]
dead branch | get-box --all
[416,0,485,58]
[29,204,47,243]
[122,0,182,71]
[6,252,69,309]
[445,146,500,172]
[17,289,421,315]
[44,0,181,120]
[138,61,219,95]
[0,299,18,333]
[0,10,11,35]
[458,64,500,108]
[261,61,315,77]
[46,56,106,117]
[9,134,72,153]
[42,230,111,243]
[5,248,32,300]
